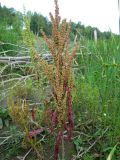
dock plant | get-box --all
[8,0,77,159]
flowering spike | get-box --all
[54,129,62,160]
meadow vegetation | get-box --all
[0,0,120,160]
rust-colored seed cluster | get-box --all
[43,1,77,159]
[43,0,77,125]
[22,0,77,159]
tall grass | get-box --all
[74,35,120,159]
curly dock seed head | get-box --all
[22,0,78,159]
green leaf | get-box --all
[0,118,3,129]
[107,144,117,160]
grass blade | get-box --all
[107,144,117,160]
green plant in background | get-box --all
[0,125,24,160]
[73,78,99,121]
[73,135,83,153]
[0,107,9,120]
[0,6,23,55]
[0,107,10,129]
[83,154,94,160]
[9,79,33,99]
[72,34,120,159]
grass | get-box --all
[73,35,120,159]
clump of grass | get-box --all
[73,34,120,159]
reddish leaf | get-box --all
[29,128,44,138]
